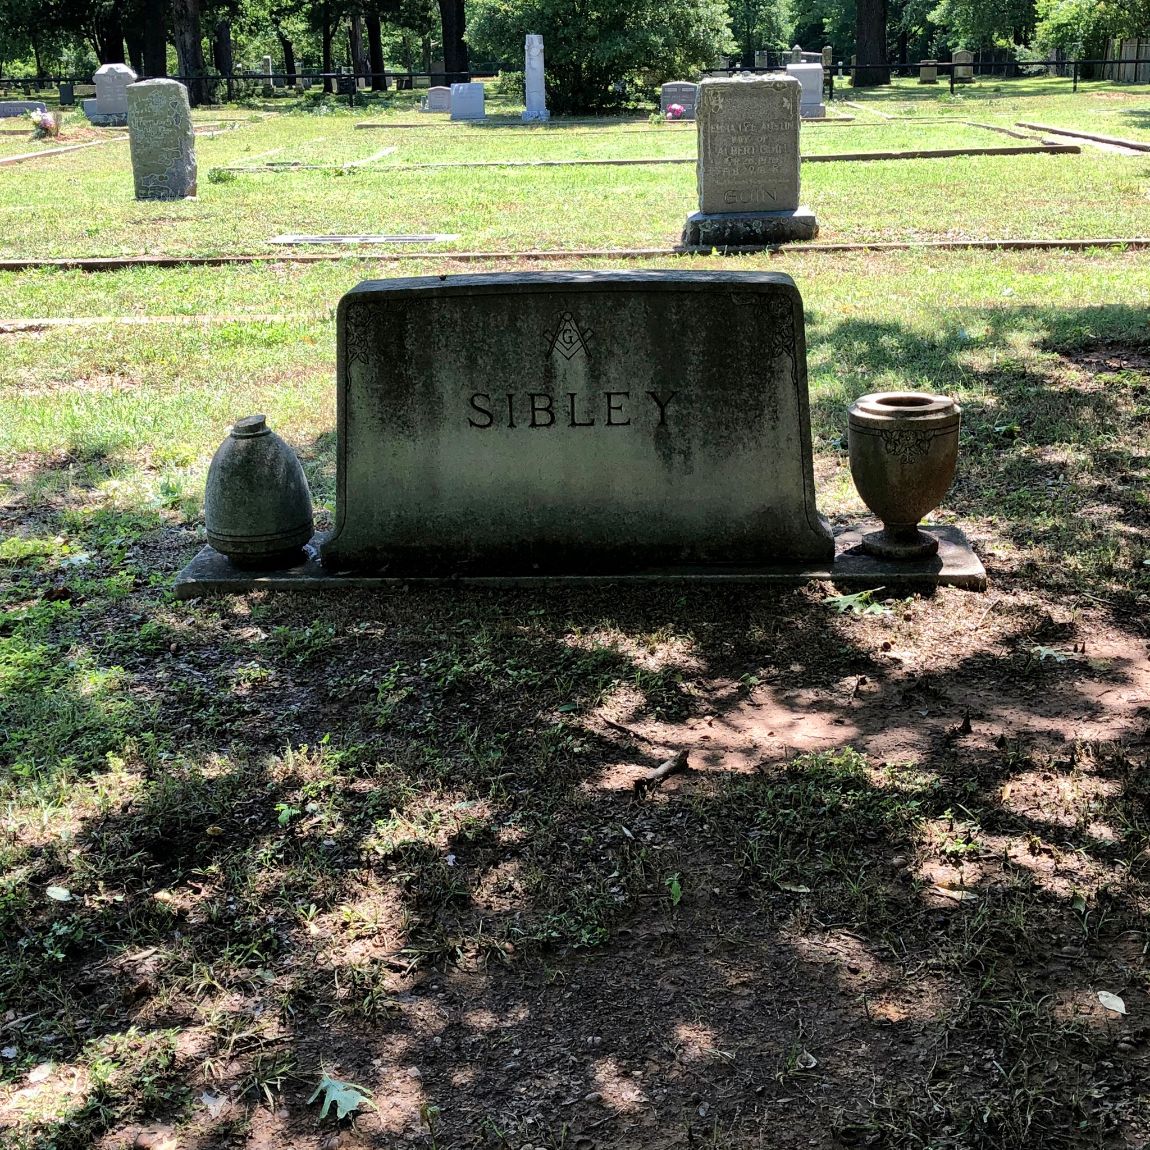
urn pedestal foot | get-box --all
[861,524,939,560]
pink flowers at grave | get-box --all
[30,110,60,138]
[666,103,685,120]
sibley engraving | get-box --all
[468,390,677,429]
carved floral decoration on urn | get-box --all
[847,391,961,560]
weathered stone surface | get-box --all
[0,100,46,118]
[953,50,974,82]
[785,63,826,118]
[175,523,986,597]
[450,82,485,120]
[84,62,136,124]
[205,414,314,566]
[423,85,451,112]
[919,59,938,84]
[127,79,197,200]
[320,271,833,575]
[660,81,698,119]
[696,74,801,213]
[681,207,818,248]
[523,34,550,121]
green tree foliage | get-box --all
[467,0,735,112]
[928,0,1037,47]
[728,0,794,59]
[1033,0,1150,55]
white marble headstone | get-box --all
[423,86,451,112]
[523,34,550,121]
[785,63,825,118]
[94,63,136,114]
[450,82,485,120]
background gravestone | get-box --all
[322,271,833,575]
[450,82,485,120]
[682,75,817,248]
[0,100,46,118]
[523,34,550,121]
[126,79,197,201]
[422,85,451,112]
[660,82,698,119]
[953,50,974,82]
[785,62,826,117]
[84,62,135,125]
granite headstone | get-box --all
[321,271,833,574]
[660,81,698,119]
[84,62,136,125]
[422,85,452,112]
[682,74,817,247]
[786,62,826,117]
[0,100,47,118]
[450,82,485,120]
[126,79,197,200]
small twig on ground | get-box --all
[602,717,663,745]
[633,749,690,797]
[971,597,1001,631]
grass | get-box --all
[1,83,1148,256]
[1,78,1149,1149]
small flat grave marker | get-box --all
[269,233,460,245]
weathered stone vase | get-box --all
[847,392,961,559]
[205,415,313,568]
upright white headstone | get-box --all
[84,62,136,125]
[786,62,826,118]
[450,82,485,120]
[127,79,197,201]
[422,86,452,113]
[523,34,550,121]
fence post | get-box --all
[1072,59,1078,92]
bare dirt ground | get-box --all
[2,338,1149,1150]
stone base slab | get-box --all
[681,207,819,249]
[800,104,827,118]
[174,523,985,598]
[522,110,551,121]
[82,100,127,126]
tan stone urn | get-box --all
[205,414,313,568]
[847,392,961,559]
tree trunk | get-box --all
[322,5,335,93]
[276,33,296,83]
[854,0,888,87]
[350,14,366,79]
[97,8,127,64]
[126,28,145,74]
[437,0,469,82]
[366,15,386,90]
[212,20,233,75]
[142,0,168,77]
[171,0,209,105]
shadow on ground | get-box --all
[1,301,1149,1149]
